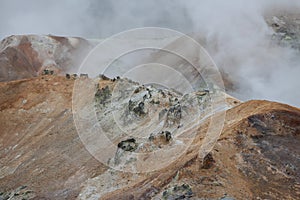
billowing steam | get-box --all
[1,0,300,107]
[183,0,300,107]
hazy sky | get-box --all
[0,0,193,39]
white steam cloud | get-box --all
[183,0,300,107]
[0,0,300,107]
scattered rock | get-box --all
[99,74,110,81]
[201,153,215,169]
[80,73,88,78]
[117,138,138,152]
[0,186,35,200]
[166,103,182,126]
[165,131,172,142]
[150,99,160,104]
[42,69,54,75]
[149,131,172,146]
[134,87,141,94]
[129,100,146,116]
[162,184,193,200]
[196,90,209,97]
[71,74,78,79]
[95,85,111,105]
[133,102,146,116]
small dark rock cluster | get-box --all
[150,99,160,105]
[99,74,120,82]
[201,153,215,169]
[99,74,110,81]
[95,85,111,105]
[162,184,193,200]
[80,73,88,78]
[0,185,35,200]
[42,69,54,75]
[117,138,138,152]
[129,100,146,116]
[166,103,182,127]
[65,73,78,79]
[149,131,172,144]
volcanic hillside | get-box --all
[0,74,299,199]
[0,12,300,200]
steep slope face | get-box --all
[0,76,107,199]
[0,35,92,82]
[220,101,300,199]
[0,76,299,199]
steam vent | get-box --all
[1,1,300,200]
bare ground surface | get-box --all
[0,75,299,199]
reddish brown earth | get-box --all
[0,35,92,82]
[0,75,299,199]
[0,76,107,199]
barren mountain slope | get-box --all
[0,75,299,199]
[0,76,107,199]
[0,35,92,82]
